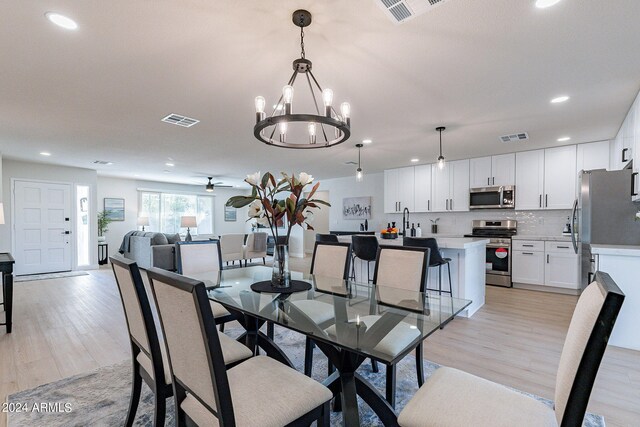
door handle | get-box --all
[622,148,629,162]
[632,172,638,197]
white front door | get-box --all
[14,180,72,275]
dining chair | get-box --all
[398,271,625,427]
[315,233,339,243]
[351,235,379,282]
[219,233,246,266]
[111,255,253,427]
[370,245,430,408]
[146,267,333,427]
[243,231,268,266]
[175,240,234,332]
[293,241,351,376]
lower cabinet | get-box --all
[512,240,580,290]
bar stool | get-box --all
[315,233,339,243]
[351,235,378,283]
[403,237,452,295]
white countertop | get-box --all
[591,244,640,257]
[337,235,489,250]
[512,235,572,242]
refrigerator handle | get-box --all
[622,148,629,163]
[570,198,578,254]
[632,172,638,197]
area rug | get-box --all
[14,271,89,282]
[8,326,605,426]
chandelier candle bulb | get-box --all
[341,102,351,126]
[308,122,317,144]
[255,96,266,123]
[283,85,294,114]
[322,88,333,116]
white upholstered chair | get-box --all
[175,240,233,331]
[243,232,268,266]
[220,233,246,266]
[398,271,625,427]
[111,255,252,426]
[146,267,333,427]
[292,241,352,376]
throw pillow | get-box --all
[149,233,169,246]
[164,233,181,244]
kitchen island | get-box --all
[337,235,489,317]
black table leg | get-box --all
[5,273,12,333]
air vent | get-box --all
[93,160,113,165]
[375,0,452,24]
[344,161,357,165]
[161,113,200,128]
[499,132,529,143]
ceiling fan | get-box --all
[202,176,233,192]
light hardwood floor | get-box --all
[1,261,638,426]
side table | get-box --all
[0,253,15,333]
[98,243,109,265]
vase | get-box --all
[271,244,291,288]
[431,224,438,234]
[97,235,106,243]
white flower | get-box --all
[247,200,263,218]
[636,211,640,221]
[256,216,270,227]
[298,172,313,186]
[245,171,261,186]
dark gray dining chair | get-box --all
[146,267,333,427]
[315,233,339,243]
[398,271,625,427]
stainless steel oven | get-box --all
[469,186,515,210]
[464,220,517,288]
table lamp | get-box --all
[137,216,149,231]
[180,215,197,241]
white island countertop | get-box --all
[337,235,489,250]
[591,244,640,257]
[512,235,572,242]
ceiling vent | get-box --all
[375,0,452,24]
[161,113,200,128]
[93,160,113,165]
[499,132,529,143]
[344,161,357,165]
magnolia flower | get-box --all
[246,171,261,186]
[247,200,263,218]
[256,216,270,227]
[636,211,640,221]
[298,172,313,186]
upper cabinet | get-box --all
[609,90,640,200]
[414,164,433,212]
[577,141,610,172]
[384,167,415,213]
[469,154,515,187]
[515,146,576,210]
[432,159,470,212]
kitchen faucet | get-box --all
[402,207,410,237]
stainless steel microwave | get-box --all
[469,186,515,209]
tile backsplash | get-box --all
[382,209,572,237]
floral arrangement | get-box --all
[226,172,330,245]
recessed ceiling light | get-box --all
[535,0,562,8]
[557,136,571,142]
[362,139,372,144]
[551,95,569,103]
[45,12,78,30]
[134,174,140,177]
[40,152,51,156]
[165,162,175,167]
[411,158,419,163]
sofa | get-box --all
[120,231,181,270]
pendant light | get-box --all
[436,126,446,170]
[253,10,351,149]
[355,143,364,182]
[205,177,215,192]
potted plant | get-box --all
[226,171,329,288]
[97,211,112,242]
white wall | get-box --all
[320,171,571,236]
[1,159,99,267]
[96,176,252,250]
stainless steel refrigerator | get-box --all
[571,166,640,288]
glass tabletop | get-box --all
[188,266,471,364]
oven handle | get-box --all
[487,244,510,249]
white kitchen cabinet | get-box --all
[544,145,577,209]
[432,159,469,212]
[384,167,415,213]
[633,96,640,201]
[469,154,515,187]
[512,250,545,285]
[414,164,432,212]
[515,150,545,210]
[545,251,580,289]
[576,141,610,172]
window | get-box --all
[139,191,214,235]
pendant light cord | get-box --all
[300,25,305,58]
[439,128,443,157]
[358,146,361,168]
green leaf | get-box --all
[226,196,255,208]
[261,172,270,189]
[309,199,331,207]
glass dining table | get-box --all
[187,266,471,427]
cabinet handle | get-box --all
[445,199,449,210]
[428,200,430,211]
[557,246,570,249]
[522,244,534,247]
[487,177,490,185]
[545,194,548,208]
[539,194,542,208]
[632,172,638,197]
[522,252,534,255]
[492,177,495,185]
[399,201,401,211]
[547,254,550,263]
[450,199,453,210]
[622,148,629,163]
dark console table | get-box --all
[329,231,376,236]
[0,253,15,333]
[98,243,109,265]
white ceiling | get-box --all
[1,0,639,186]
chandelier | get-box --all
[254,10,351,149]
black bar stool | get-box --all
[403,237,452,295]
[315,233,339,243]
[351,235,379,283]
